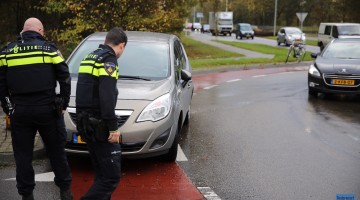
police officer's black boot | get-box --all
[60,188,73,200]
[22,193,34,200]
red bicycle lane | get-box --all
[70,157,204,200]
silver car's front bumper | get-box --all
[64,105,178,158]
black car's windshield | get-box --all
[67,40,170,80]
[240,25,252,31]
[323,41,360,59]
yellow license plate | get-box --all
[332,79,355,85]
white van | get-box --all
[317,23,360,51]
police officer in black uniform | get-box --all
[0,18,72,200]
[75,27,127,200]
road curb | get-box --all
[192,61,311,76]
[0,142,46,165]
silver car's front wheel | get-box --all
[184,105,190,125]
[161,120,180,162]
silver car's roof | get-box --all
[85,31,175,43]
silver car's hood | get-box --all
[70,76,172,101]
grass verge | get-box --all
[180,37,244,60]
[181,36,312,70]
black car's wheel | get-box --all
[251,36,254,39]
[308,88,318,97]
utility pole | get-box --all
[273,0,278,36]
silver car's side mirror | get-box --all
[181,69,192,82]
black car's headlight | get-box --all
[309,64,321,77]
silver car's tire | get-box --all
[161,122,180,162]
[184,105,190,125]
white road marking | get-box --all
[226,79,241,83]
[204,85,218,90]
[4,146,189,182]
[277,72,294,75]
[176,145,188,161]
[252,75,266,78]
[347,135,359,141]
[5,172,55,182]
[197,187,222,200]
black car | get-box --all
[235,23,254,40]
[308,38,360,97]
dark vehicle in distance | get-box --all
[235,23,254,39]
[308,38,360,97]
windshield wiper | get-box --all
[118,75,151,81]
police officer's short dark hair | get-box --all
[105,27,127,46]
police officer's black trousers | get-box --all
[10,105,72,195]
[80,140,121,200]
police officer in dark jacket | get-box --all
[76,27,127,200]
[0,18,72,200]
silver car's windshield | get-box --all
[286,28,302,34]
[323,42,360,59]
[67,40,170,80]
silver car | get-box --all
[277,27,306,46]
[64,31,194,162]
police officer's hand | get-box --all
[108,129,121,143]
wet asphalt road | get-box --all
[1,68,360,199]
[179,70,360,200]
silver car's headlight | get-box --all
[137,93,171,122]
[309,64,321,77]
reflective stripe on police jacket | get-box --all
[0,40,64,96]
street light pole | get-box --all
[273,0,278,36]
[226,0,228,12]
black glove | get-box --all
[54,95,64,117]
[1,97,14,116]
